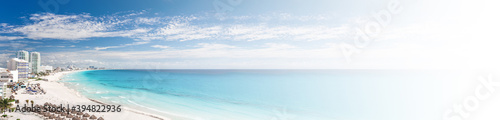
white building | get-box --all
[30,52,41,73]
[0,68,17,83]
[7,58,29,82]
[0,83,12,99]
[16,50,29,61]
[39,65,53,73]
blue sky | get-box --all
[1,0,499,69]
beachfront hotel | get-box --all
[7,58,29,82]
[0,68,18,83]
[16,50,29,61]
[30,52,41,73]
[0,68,15,99]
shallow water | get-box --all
[60,69,482,120]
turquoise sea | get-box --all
[60,69,483,120]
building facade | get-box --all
[0,68,18,83]
[0,83,12,99]
[16,50,29,61]
[30,52,41,73]
[7,58,29,82]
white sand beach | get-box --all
[7,71,170,120]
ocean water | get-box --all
[60,69,484,120]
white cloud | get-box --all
[0,36,24,41]
[263,43,296,49]
[195,43,237,49]
[0,43,27,48]
[41,42,342,69]
[94,41,149,50]
[151,45,170,49]
[3,12,347,43]
[0,53,13,68]
[135,17,162,25]
[12,13,149,40]
[139,23,349,42]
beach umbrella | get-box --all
[49,114,55,119]
[61,112,67,116]
[81,117,88,120]
[97,117,104,120]
[83,113,90,117]
[89,115,97,119]
[44,102,49,106]
[73,116,81,120]
[71,110,77,114]
[77,112,84,116]
[67,114,74,118]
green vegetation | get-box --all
[0,99,13,114]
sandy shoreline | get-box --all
[9,70,171,120]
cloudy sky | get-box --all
[1,0,499,69]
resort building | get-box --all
[0,68,18,82]
[16,50,29,61]
[0,83,12,99]
[7,58,29,82]
[30,52,41,73]
[0,68,15,99]
[39,65,53,73]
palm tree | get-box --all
[0,99,13,114]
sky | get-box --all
[1,0,500,69]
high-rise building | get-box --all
[16,50,29,61]
[7,58,29,82]
[30,52,41,73]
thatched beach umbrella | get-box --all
[82,117,88,120]
[97,117,104,120]
[71,110,77,114]
[44,102,49,106]
[43,112,50,118]
[89,115,97,120]
[83,113,90,117]
[67,114,74,118]
[77,112,83,116]
[61,112,67,116]
[73,116,81,120]
[49,114,55,119]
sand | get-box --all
[8,71,170,120]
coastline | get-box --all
[11,70,172,120]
